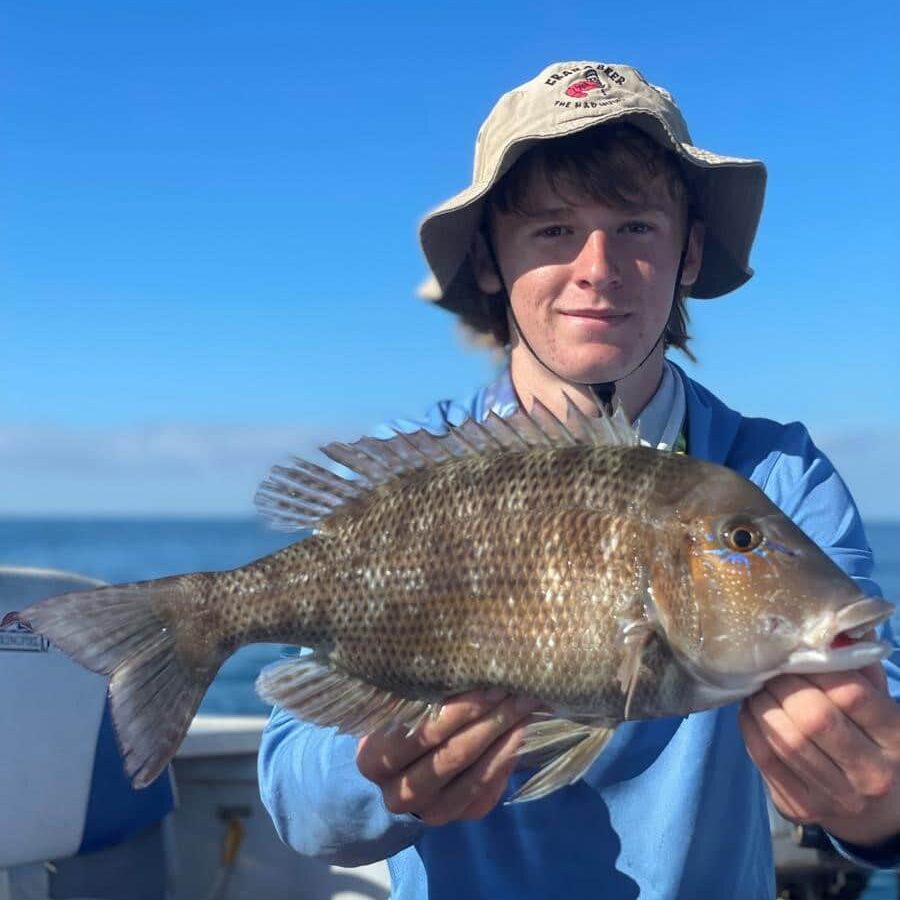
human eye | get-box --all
[534,224,573,239]
[621,221,654,236]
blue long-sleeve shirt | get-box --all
[258,366,900,898]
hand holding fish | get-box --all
[740,661,900,848]
[356,690,541,826]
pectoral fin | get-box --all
[616,620,655,720]
[509,719,615,803]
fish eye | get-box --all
[722,524,762,553]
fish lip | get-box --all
[829,596,894,640]
[782,640,892,675]
[793,596,895,671]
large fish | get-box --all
[20,402,893,801]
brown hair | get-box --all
[461,123,700,359]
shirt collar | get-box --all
[482,361,686,451]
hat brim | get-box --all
[419,110,766,317]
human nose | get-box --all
[573,229,621,292]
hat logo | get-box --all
[565,68,608,99]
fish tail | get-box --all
[20,573,225,789]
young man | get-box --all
[259,61,900,897]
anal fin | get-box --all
[256,655,439,737]
[509,718,615,803]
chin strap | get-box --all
[484,230,688,415]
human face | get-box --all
[479,170,702,390]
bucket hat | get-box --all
[419,60,767,319]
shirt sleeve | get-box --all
[257,705,423,866]
[761,424,900,869]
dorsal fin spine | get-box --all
[256,403,639,531]
[385,430,434,467]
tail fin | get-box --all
[20,574,226,788]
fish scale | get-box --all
[19,402,893,798]
[261,453,656,703]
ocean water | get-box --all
[1,517,899,715]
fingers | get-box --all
[768,673,897,801]
[739,670,900,826]
[418,721,529,826]
[800,669,896,749]
[858,661,888,693]
[740,687,861,816]
[740,702,819,822]
[356,690,542,826]
[378,695,539,817]
[357,689,510,782]
[765,676,875,775]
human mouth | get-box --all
[560,309,631,327]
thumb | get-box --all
[855,630,888,692]
[860,661,888,692]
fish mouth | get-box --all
[783,596,894,675]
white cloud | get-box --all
[0,422,896,521]
[0,423,367,515]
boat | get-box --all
[0,565,890,899]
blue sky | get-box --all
[3,0,898,518]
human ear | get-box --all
[679,220,705,289]
[471,229,504,295]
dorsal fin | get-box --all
[255,399,638,531]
